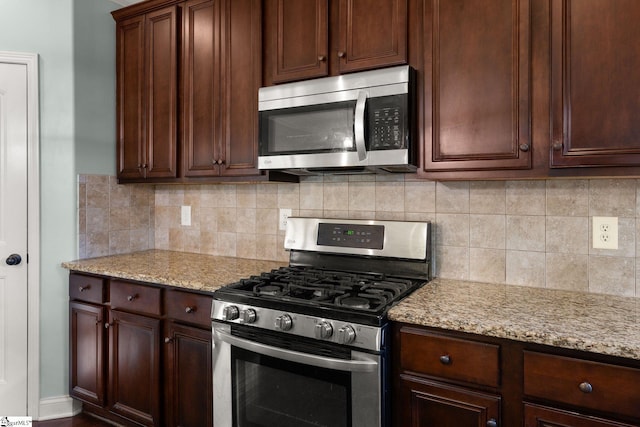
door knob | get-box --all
[5,254,22,266]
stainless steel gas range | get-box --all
[211,217,431,427]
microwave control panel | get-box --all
[368,94,407,150]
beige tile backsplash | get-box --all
[78,175,640,297]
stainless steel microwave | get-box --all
[258,66,415,175]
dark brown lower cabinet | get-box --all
[398,375,500,426]
[109,310,162,426]
[69,273,213,427]
[165,322,213,427]
[70,301,106,407]
[524,404,637,427]
[393,322,640,427]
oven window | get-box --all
[232,347,351,427]
[259,101,356,155]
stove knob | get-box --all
[338,325,356,345]
[239,309,257,324]
[315,321,333,339]
[274,314,293,331]
[221,305,239,321]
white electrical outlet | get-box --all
[279,208,292,231]
[592,216,618,250]
[181,205,191,226]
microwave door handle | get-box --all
[354,91,368,161]
[214,328,377,373]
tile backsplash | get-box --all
[78,175,640,297]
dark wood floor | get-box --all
[33,413,118,427]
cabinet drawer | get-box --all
[399,327,500,388]
[165,290,212,328]
[69,273,106,304]
[524,351,640,419]
[110,280,162,316]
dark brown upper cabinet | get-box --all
[550,0,640,168]
[263,0,407,85]
[421,0,532,174]
[116,7,178,180]
[267,0,329,84]
[182,0,262,178]
[113,0,262,183]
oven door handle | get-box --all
[354,90,368,161]
[214,328,378,373]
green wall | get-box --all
[0,0,118,401]
[74,0,117,175]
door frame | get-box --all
[0,51,40,419]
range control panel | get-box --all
[317,223,384,249]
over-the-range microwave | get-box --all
[258,66,416,176]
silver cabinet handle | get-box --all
[214,328,377,373]
[579,381,593,393]
[354,91,368,161]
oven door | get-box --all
[212,322,383,427]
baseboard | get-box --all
[37,396,82,421]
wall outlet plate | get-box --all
[279,208,292,231]
[181,205,191,226]
[592,216,618,250]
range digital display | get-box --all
[317,223,384,249]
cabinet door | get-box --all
[337,0,407,73]
[422,0,531,172]
[145,6,178,179]
[116,14,145,180]
[183,0,222,177]
[525,403,637,427]
[219,0,263,176]
[165,322,213,427]
[70,301,106,407]
[397,376,501,426]
[550,0,640,167]
[109,310,161,427]
[266,0,329,84]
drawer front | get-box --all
[524,351,640,419]
[399,327,500,388]
[165,290,212,328]
[69,273,106,304]
[110,280,162,316]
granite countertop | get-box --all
[63,251,640,360]
[388,278,640,360]
[62,250,286,293]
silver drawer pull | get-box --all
[439,354,452,365]
[127,294,138,302]
[579,381,593,393]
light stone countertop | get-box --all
[61,250,287,293]
[388,278,640,360]
[63,251,640,360]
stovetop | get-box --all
[212,217,431,343]
[214,265,426,325]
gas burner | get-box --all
[254,284,283,296]
[334,293,389,311]
[287,283,347,301]
[337,296,371,309]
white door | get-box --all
[0,61,29,415]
